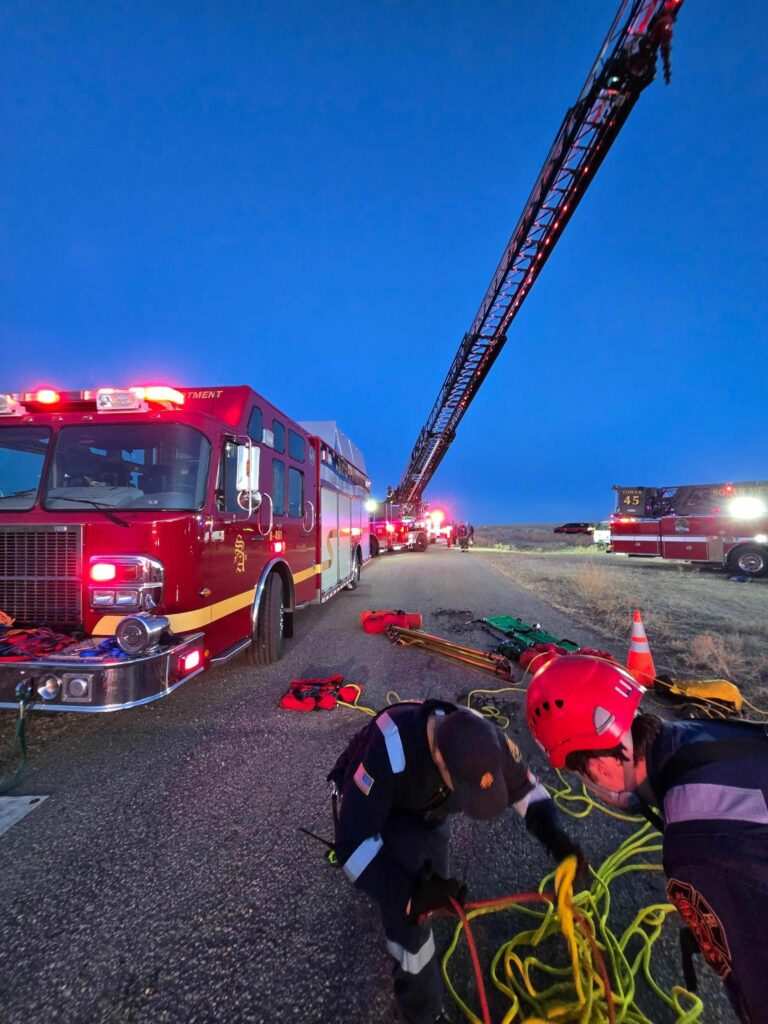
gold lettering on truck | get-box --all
[234,535,247,574]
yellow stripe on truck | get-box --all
[92,564,325,636]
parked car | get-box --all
[553,522,593,535]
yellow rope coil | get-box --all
[442,825,703,1024]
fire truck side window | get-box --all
[248,407,263,445]
[272,421,285,454]
[288,467,303,518]
[288,430,305,463]
[272,459,285,515]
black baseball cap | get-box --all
[435,709,509,820]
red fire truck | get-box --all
[368,515,428,556]
[610,481,768,577]
[0,385,370,712]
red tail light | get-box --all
[181,650,201,673]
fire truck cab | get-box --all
[610,482,768,577]
[0,385,370,712]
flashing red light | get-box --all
[90,562,117,582]
[385,523,395,534]
[132,385,185,406]
[27,389,61,405]
[272,540,285,554]
[181,649,201,673]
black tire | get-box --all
[370,535,380,557]
[347,552,362,590]
[415,532,428,552]
[727,545,768,578]
[250,572,284,666]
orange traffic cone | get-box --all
[627,609,656,687]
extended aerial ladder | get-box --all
[392,0,684,509]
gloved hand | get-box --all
[407,862,467,923]
[525,798,590,887]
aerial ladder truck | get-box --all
[390,0,684,513]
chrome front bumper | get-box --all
[0,632,205,713]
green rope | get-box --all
[0,702,30,795]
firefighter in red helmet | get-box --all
[526,655,768,1024]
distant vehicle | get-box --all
[553,522,593,535]
[592,522,612,548]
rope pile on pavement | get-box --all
[443,828,701,1024]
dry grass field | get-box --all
[474,524,768,703]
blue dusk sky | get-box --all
[2,1,766,522]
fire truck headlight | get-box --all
[89,556,163,612]
[728,496,766,520]
[37,675,61,701]
[755,534,768,544]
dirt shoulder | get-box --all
[474,547,768,702]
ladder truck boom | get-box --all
[392,0,684,509]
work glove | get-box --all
[407,862,467,923]
[525,798,589,888]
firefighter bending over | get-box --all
[328,700,583,1024]
[526,655,768,1024]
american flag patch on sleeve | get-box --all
[353,762,375,796]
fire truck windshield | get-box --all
[0,426,51,510]
[42,423,211,511]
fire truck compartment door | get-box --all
[337,495,352,580]
[321,486,340,596]
[661,517,709,561]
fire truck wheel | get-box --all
[727,545,768,578]
[347,553,362,590]
[251,573,285,665]
[415,532,427,552]
[370,535,380,557]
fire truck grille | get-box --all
[0,525,83,628]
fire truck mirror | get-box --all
[236,443,260,494]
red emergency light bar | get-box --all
[23,388,61,405]
[1,385,185,416]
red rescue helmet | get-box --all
[526,655,645,769]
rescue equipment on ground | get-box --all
[279,675,365,712]
[518,643,616,674]
[482,616,579,659]
[443,827,704,1024]
[360,609,423,634]
[386,626,515,680]
[654,675,744,717]
[626,608,657,686]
